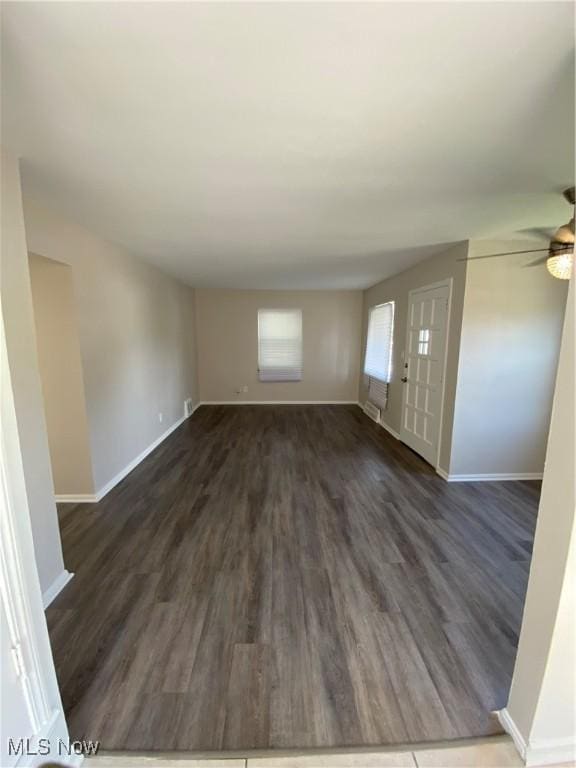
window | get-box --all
[258,309,303,382]
[418,328,430,356]
[364,301,394,383]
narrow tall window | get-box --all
[258,309,303,382]
[364,302,395,383]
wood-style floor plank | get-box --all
[47,405,539,751]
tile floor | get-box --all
[86,737,535,767]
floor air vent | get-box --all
[363,401,381,423]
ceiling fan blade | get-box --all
[524,255,551,267]
[457,248,549,262]
[521,227,555,240]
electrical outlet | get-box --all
[158,412,163,423]
[241,385,248,393]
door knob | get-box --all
[401,376,408,383]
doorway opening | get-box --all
[28,252,95,507]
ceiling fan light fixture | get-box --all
[546,248,574,280]
[552,219,575,244]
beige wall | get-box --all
[450,240,568,476]
[29,253,95,496]
[23,198,199,494]
[360,242,468,471]
[1,149,66,596]
[196,289,362,402]
[503,273,574,763]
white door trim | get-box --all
[401,278,453,470]
[0,311,78,765]
[1,464,52,736]
[1,345,52,738]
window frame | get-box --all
[364,301,395,384]
[257,308,303,383]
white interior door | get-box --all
[400,281,450,466]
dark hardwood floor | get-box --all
[47,405,539,752]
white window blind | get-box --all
[258,309,303,382]
[364,302,394,383]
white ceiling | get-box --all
[2,2,574,289]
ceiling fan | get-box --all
[459,186,575,280]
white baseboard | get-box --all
[525,738,576,766]
[437,471,543,482]
[497,707,575,766]
[198,400,359,405]
[94,414,190,501]
[497,707,527,763]
[42,569,74,608]
[54,493,99,503]
[59,409,199,506]
[359,401,400,439]
[379,420,400,440]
